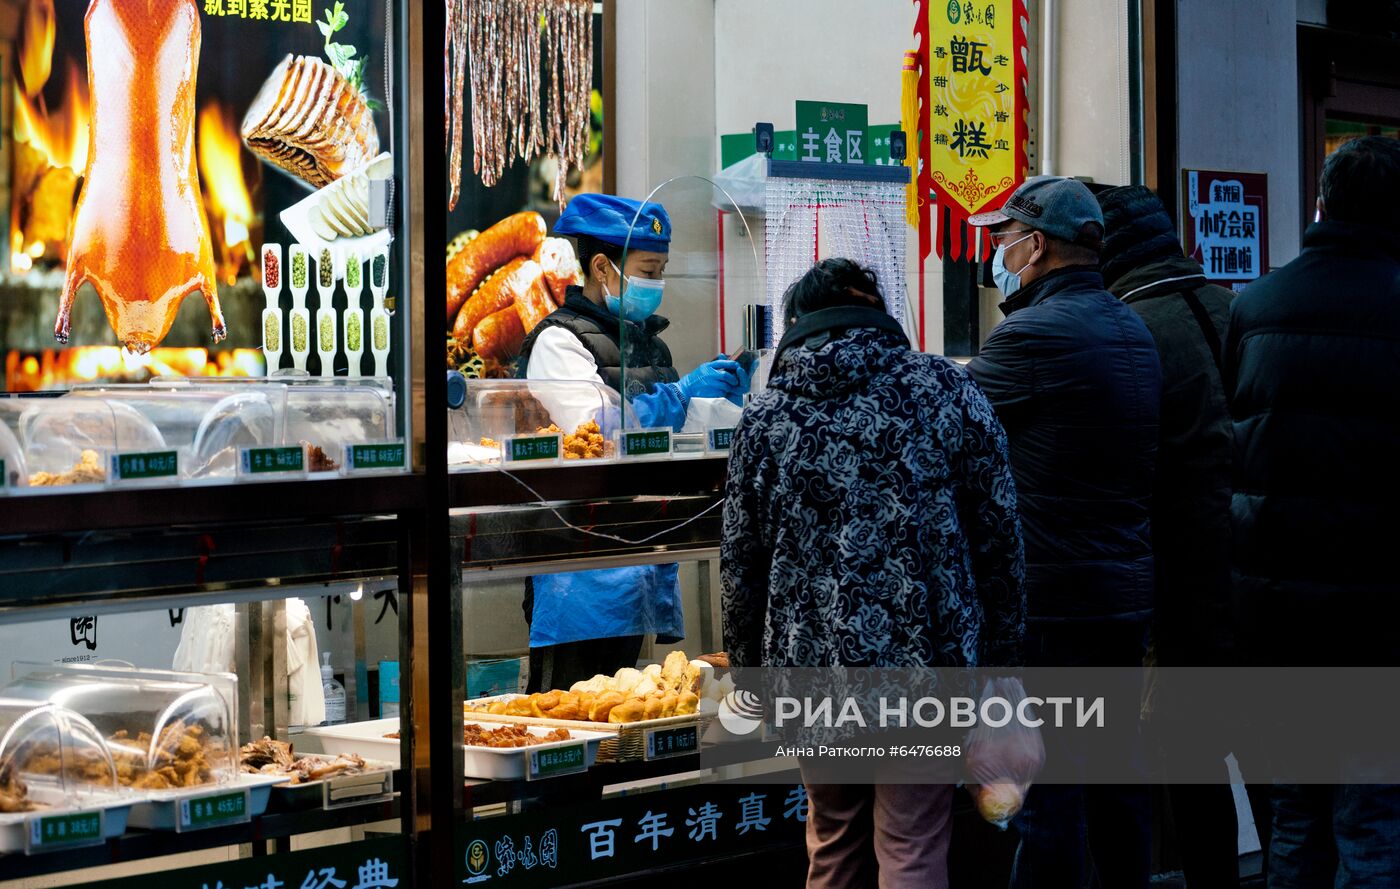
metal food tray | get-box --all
[0,788,132,854]
[304,718,611,780]
[262,754,396,812]
[125,772,285,831]
[462,694,712,762]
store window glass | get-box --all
[2,0,409,489]
[1325,118,1400,158]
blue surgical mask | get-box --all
[991,233,1035,297]
[603,259,665,322]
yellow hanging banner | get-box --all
[922,0,1029,258]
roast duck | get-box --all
[56,0,223,354]
[447,212,583,377]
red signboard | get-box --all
[1180,169,1269,292]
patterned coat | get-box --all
[721,327,1026,669]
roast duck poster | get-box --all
[7,0,389,361]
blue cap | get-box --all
[554,193,671,254]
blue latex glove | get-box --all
[676,358,743,402]
[630,384,687,431]
[727,361,752,407]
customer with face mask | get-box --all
[966,175,1162,889]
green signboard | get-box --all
[795,100,869,165]
[179,788,248,830]
[504,434,562,463]
[241,445,306,475]
[112,450,179,482]
[27,810,103,851]
[346,441,406,472]
[721,123,903,170]
[621,429,672,459]
[707,427,735,452]
[527,742,587,780]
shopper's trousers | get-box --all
[799,769,953,889]
[1269,783,1400,889]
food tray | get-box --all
[264,754,396,813]
[125,772,285,832]
[304,718,611,780]
[461,694,712,763]
[300,718,400,764]
[0,789,132,854]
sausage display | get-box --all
[533,237,584,305]
[513,275,557,335]
[452,256,533,341]
[446,211,546,323]
[472,305,527,364]
[56,0,223,353]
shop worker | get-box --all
[966,175,1162,889]
[515,193,746,692]
[516,192,748,432]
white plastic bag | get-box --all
[964,677,1046,829]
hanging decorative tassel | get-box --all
[901,50,921,229]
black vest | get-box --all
[516,287,680,398]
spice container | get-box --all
[368,250,391,378]
[287,245,311,372]
[342,253,366,377]
[260,244,283,374]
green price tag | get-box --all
[180,789,248,830]
[28,810,103,851]
[795,100,870,164]
[503,434,561,463]
[346,441,405,472]
[0,458,6,488]
[645,724,700,760]
[112,450,179,482]
[707,427,736,452]
[240,446,305,475]
[527,742,587,780]
[621,429,672,459]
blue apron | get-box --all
[528,564,683,648]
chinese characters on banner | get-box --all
[459,784,807,885]
[918,0,1030,258]
[1181,170,1269,291]
[201,0,314,22]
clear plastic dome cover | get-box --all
[448,378,622,467]
[0,699,117,811]
[3,665,238,792]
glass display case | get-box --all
[448,378,620,469]
[3,663,240,793]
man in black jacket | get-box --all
[1224,135,1400,887]
[1097,184,1270,888]
[968,176,1162,889]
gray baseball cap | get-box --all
[969,175,1105,248]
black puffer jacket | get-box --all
[1224,221,1400,665]
[515,287,679,396]
[968,266,1161,624]
[1099,186,1236,663]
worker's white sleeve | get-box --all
[526,327,611,433]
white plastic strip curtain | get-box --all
[764,176,909,347]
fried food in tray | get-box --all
[106,723,222,791]
[479,421,613,460]
[0,762,37,814]
[381,723,572,748]
[28,450,105,487]
[239,737,369,785]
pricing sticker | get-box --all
[239,445,306,476]
[706,427,736,452]
[645,724,700,760]
[526,742,587,780]
[179,789,249,831]
[26,810,103,852]
[620,428,672,459]
[111,450,179,483]
[502,433,562,463]
[345,441,406,473]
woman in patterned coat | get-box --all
[721,258,1026,889]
